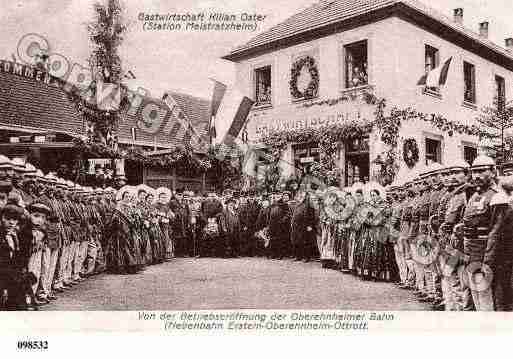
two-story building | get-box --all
[223,0,513,187]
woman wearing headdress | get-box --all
[355,189,388,281]
[154,188,175,261]
[106,187,145,274]
[319,190,344,269]
[135,187,153,265]
[145,191,163,264]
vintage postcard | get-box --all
[1,0,513,351]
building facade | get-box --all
[223,0,513,186]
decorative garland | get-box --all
[289,56,319,100]
[402,138,420,168]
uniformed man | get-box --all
[408,167,429,300]
[487,161,513,311]
[461,154,498,311]
[438,158,471,311]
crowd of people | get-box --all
[1,151,513,312]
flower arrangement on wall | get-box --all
[289,56,319,100]
[402,138,420,169]
[259,88,494,187]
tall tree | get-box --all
[87,0,129,144]
[477,100,513,168]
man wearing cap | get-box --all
[8,158,31,208]
[485,160,513,311]
[438,160,471,310]
[35,171,62,302]
[422,163,445,306]
[21,201,52,306]
[0,202,29,310]
[398,180,416,289]
[460,155,499,311]
[408,170,429,300]
[0,155,13,187]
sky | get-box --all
[1,0,513,100]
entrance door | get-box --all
[345,137,369,186]
[293,142,320,176]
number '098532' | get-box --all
[17,340,48,350]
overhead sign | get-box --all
[246,96,375,140]
[300,156,314,163]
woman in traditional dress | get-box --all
[356,188,388,281]
[145,191,163,264]
[154,187,175,261]
[319,189,343,269]
[106,186,145,274]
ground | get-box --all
[43,257,429,311]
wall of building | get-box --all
[233,14,513,183]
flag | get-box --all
[417,57,452,87]
[213,86,254,145]
[123,70,136,80]
[209,79,227,117]
[96,80,121,111]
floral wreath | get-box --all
[403,138,419,168]
[289,56,319,100]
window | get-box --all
[345,40,368,88]
[495,75,505,111]
[254,66,272,106]
[425,138,441,165]
[424,45,440,92]
[463,62,476,104]
[464,145,477,165]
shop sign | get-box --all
[0,59,58,87]
[247,99,375,139]
[300,156,314,163]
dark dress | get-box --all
[268,201,292,259]
[105,204,145,274]
[291,197,318,261]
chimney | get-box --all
[506,38,513,52]
[453,8,463,24]
[479,21,489,38]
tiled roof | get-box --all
[0,70,84,136]
[224,0,513,65]
[164,91,211,140]
[0,66,210,149]
[119,92,209,148]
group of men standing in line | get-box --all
[2,150,513,312]
[383,154,513,311]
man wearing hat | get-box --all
[21,201,52,306]
[460,155,498,310]
[8,158,31,208]
[35,172,62,302]
[220,196,240,257]
[0,155,13,186]
[268,190,292,260]
[0,202,29,310]
[237,191,261,257]
[200,191,224,257]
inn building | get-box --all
[223,0,513,186]
[0,59,210,187]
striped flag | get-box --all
[209,79,227,117]
[211,81,254,145]
[417,57,452,87]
